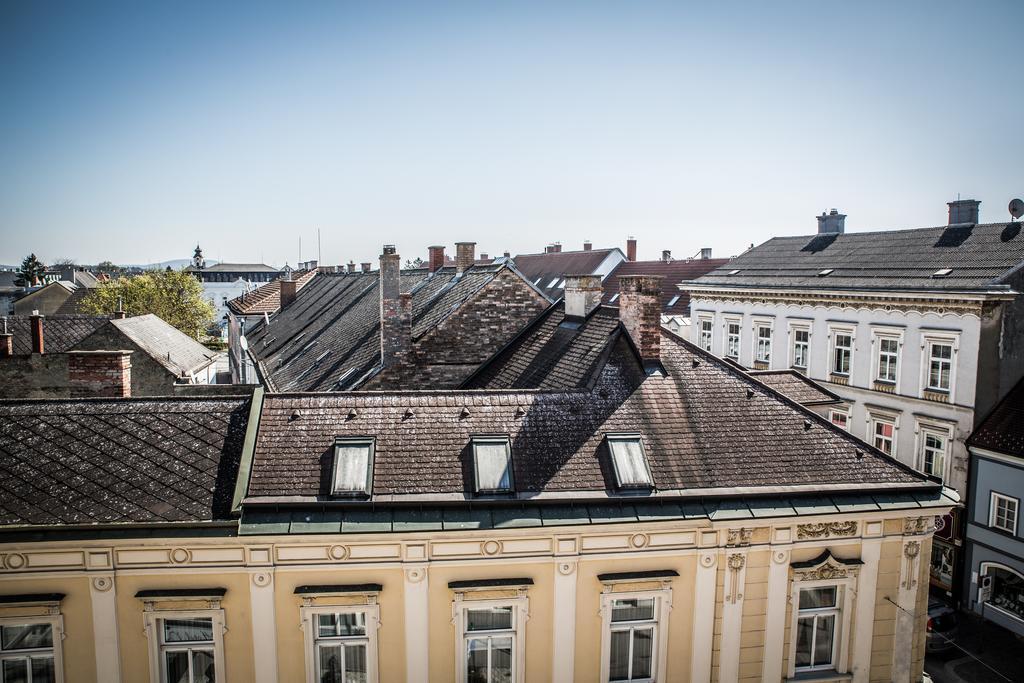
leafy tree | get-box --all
[79,269,215,339]
[15,253,46,287]
[404,257,425,269]
[52,258,77,267]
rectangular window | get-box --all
[756,324,772,363]
[0,621,57,683]
[832,333,852,376]
[315,612,369,683]
[792,329,809,369]
[699,319,713,352]
[726,321,740,359]
[332,438,374,496]
[919,429,947,481]
[927,342,953,391]
[829,409,849,431]
[159,618,216,683]
[871,417,896,455]
[607,435,653,489]
[608,597,656,681]
[990,493,1019,535]
[464,606,515,682]
[795,587,839,671]
[472,437,513,493]
[876,337,899,383]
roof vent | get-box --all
[346,408,358,421]
[290,410,302,422]
[459,407,471,419]
[746,388,754,399]
[804,419,812,431]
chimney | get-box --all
[0,319,11,357]
[348,261,357,274]
[583,240,592,251]
[626,237,637,262]
[455,242,476,274]
[700,248,712,260]
[948,199,980,225]
[564,275,603,318]
[68,350,132,398]
[817,209,846,234]
[552,242,562,253]
[30,313,44,354]
[280,275,298,309]
[361,262,372,273]
[380,245,412,369]
[661,250,671,263]
[428,245,445,273]
[480,253,489,261]
[618,275,663,367]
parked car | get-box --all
[926,598,959,654]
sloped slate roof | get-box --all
[602,258,730,314]
[247,332,928,502]
[746,370,841,406]
[226,269,317,315]
[5,314,111,355]
[53,286,92,315]
[512,248,621,297]
[967,378,1024,459]
[105,315,217,376]
[244,264,520,392]
[0,397,250,526]
[689,222,1024,292]
[192,263,282,273]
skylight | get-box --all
[667,295,680,307]
[607,434,653,489]
[609,293,619,302]
[818,269,834,277]
[727,269,740,275]
[932,268,953,277]
[332,437,374,496]
[547,278,564,289]
[472,437,513,493]
[534,277,543,286]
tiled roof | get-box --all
[4,314,111,355]
[688,222,1024,292]
[746,370,841,406]
[512,248,622,297]
[104,315,218,376]
[192,263,282,273]
[967,378,1024,459]
[226,269,317,315]
[602,258,730,314]
[53,286,92,315]
[244,264,522,392]
[0,397,250,526]
[246,331,929,503]
[462,303,627,390]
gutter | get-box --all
[231,386,265,515]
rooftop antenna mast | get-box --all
[318,228,322,266]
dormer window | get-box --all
[607,434,653,489]
[332,437,374,496]
[472,436,514,494]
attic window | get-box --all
[609,293,620,303]
[932,268,953,277]
[607,434,653,489]
[818,269,834,277]
[667,295,680,307]
[727,269,740,275]
[332,438,374,496]
[534,277,543,286]
[471,437,513,493]
[547,277,563,289]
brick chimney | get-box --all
[817,209,846,234]
[30,313,44,354]
[455,242,476,274]
[428,245,445,273]
[68,350,132,397]
[618,275,663,367]
[280,274,298,309]
[380,245,412,369]
[661,250,671,263]
[626,237,637,262]
[480,253,489,261]
[583,240,592,251]
[361,262,372,273]
[948,199,980,224]
[564,275,603,319]
[552,242,562,253]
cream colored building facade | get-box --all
[0,507,950,683]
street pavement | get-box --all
[925,612,1024,683]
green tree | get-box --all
[15,253,46,287]
[80,269,215,339]
[404,257,425,269]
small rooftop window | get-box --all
[609,293,620,303]
[472,437,514,494]
[667,295,680,307]
[332,437,374,496]
[534,277,543,286]
[932,268,953,277]
[727,269,740,275]
[607,434,653,489]
[818,269,834,277]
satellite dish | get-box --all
[1011,198,1024,220]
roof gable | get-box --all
[103,315,217,375]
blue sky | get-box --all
[1,1,1021,267]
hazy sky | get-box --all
[1,1,1021,267]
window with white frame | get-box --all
[755,323,772,364]
[453,596,528,683]
[990,493,1019,535]
[918,426,949,481]
[606,434,653,489]
[792,328,809,370]
[301,604,379,683]
[0,616,62,683]
[875,336,899,383]
[158,618,216,683]
[699,318,713,352]
[332,437,374,496]
[870,415,896,456]
[794,586,840,671]
[471,436,514,494]
[927,341,953,392]
[831,330,853,376]
[725,320,741,359]
[600,590,671,683]
[829,409,849,431]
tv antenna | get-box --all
[1010,198,1024,222]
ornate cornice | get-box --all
[797,521,858,540]
[791,550,863,582]
[687,288,986,317]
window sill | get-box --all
[753,360,770,370]
[828,374,850,386]
[786,671,852,683]
[923,389,950,403]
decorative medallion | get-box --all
[791,549,861,582]
[904,541,920,559]
[557,562,576,576]
[796,521,858,540]
[170,548,190,564]
[251,572,272,588]
[405,567,426,583]
[699,552,717,568]
[91,576,113,592]
[482,540,502,556]
[934,515,946,532]
[3,553,26,570]
[727,528,753,547]
[773,550,789,565]
[728,553,746,570]
[795,564,849,581]
[629,533,649,549]
[329,545,348,561]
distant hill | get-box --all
[124,258,220,271]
